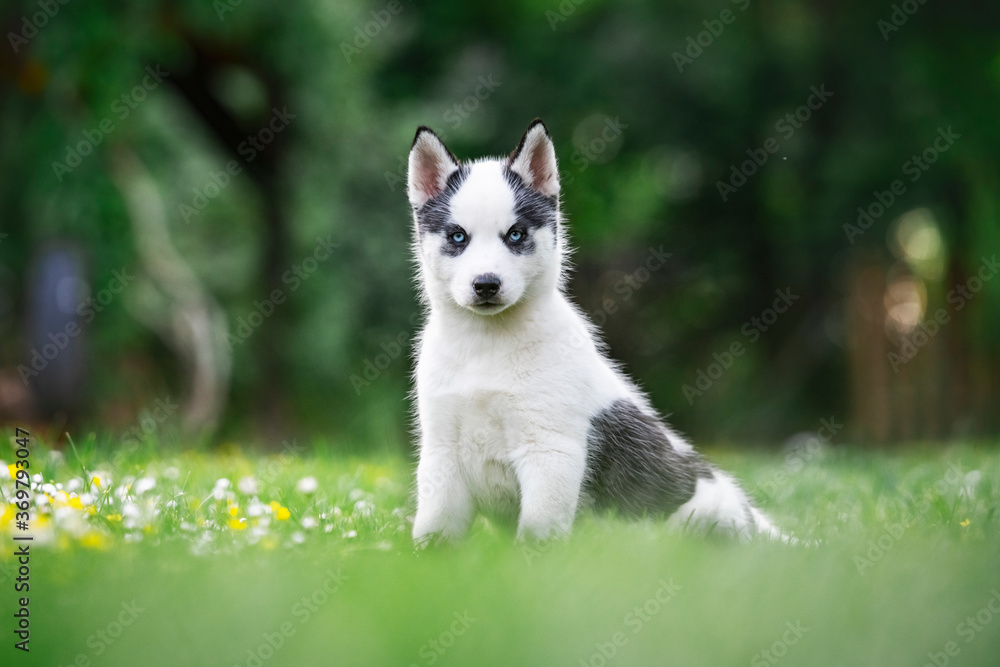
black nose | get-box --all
[473,273,501,298]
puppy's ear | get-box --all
[508,119,559,197]
[408,127,460,209]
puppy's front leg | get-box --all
[513,440,587,541]
[412,447,474,545]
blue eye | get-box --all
[508,230,524,243]
[449,231,466,244]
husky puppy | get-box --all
[407,119,783,543]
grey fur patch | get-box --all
[415,165,472,257]
[502,166,557,232]
[583,400,713,517]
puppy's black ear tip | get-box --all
[411,126,438,148]
[526,118,550,136]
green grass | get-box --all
[2,433,999,666]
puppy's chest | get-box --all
[437,389,523,507]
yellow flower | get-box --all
[228,518,246,530]
[268,500,291,520]
[228,505,239,517]
[80,531,109,550]
[277,507,291,521]
[6,464,16,480]
[91,475,102,488]
[69,496,83,510]
[0,505,14,526]
[960,518,971,527]
[107,514,123,522]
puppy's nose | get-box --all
[473,273,501,298]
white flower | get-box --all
[163,466,180,480]
[134,477,156,495]
[65,478,83,493]
[353,500,373,517]
[247,500,265,517]
[344,530,357,538]
[238,476,259,495]
[211,478,231,501]
[301,516,317,529]
[291,532,306,544]
[296,476,318,494]
[42,483,57,495]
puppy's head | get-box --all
[407,120,562,316]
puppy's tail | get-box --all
[746,505,797,544]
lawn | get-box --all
[1,432,999,667]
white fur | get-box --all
[408,123,781,543]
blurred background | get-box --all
[0,0,997,451]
